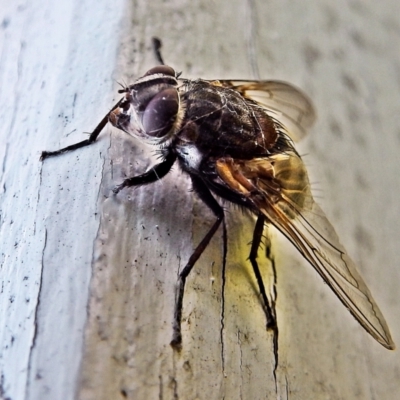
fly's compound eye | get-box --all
[143,65,176,78]
[142,88,179,138]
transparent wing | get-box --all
[217,80,316,142]
[264,193,395,349]
[215,154,395,349]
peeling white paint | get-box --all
[0,1,126,399]
[1,0,400,399]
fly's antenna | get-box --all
[116,80,129,93]
[152,37,165,65]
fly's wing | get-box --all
[217,80,316,142]
[215,154,395,350]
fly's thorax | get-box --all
[109,65,184,144]
[181,81,278,158]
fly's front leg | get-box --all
[40,98,123,161]
[249,214,276,330]
[152,37,165,65]
[171,175,225,350]
[112,152,177,193]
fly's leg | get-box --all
[41,37,164,161]
[249,214,276,330]
[114,160,223,350]
[40,98,123,161]
[113,152,177,193]
[171,175,225,350]
[152,37,165,65]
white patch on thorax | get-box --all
[177,144,203,172]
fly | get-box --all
[41,38,395,350]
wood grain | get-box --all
[1,0,399,399]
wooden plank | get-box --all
[1,0,399,399]
[0,1,126,399]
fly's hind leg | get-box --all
[249,214,276,330]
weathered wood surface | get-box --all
[1,0,399,399]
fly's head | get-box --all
[109,65,183,144]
